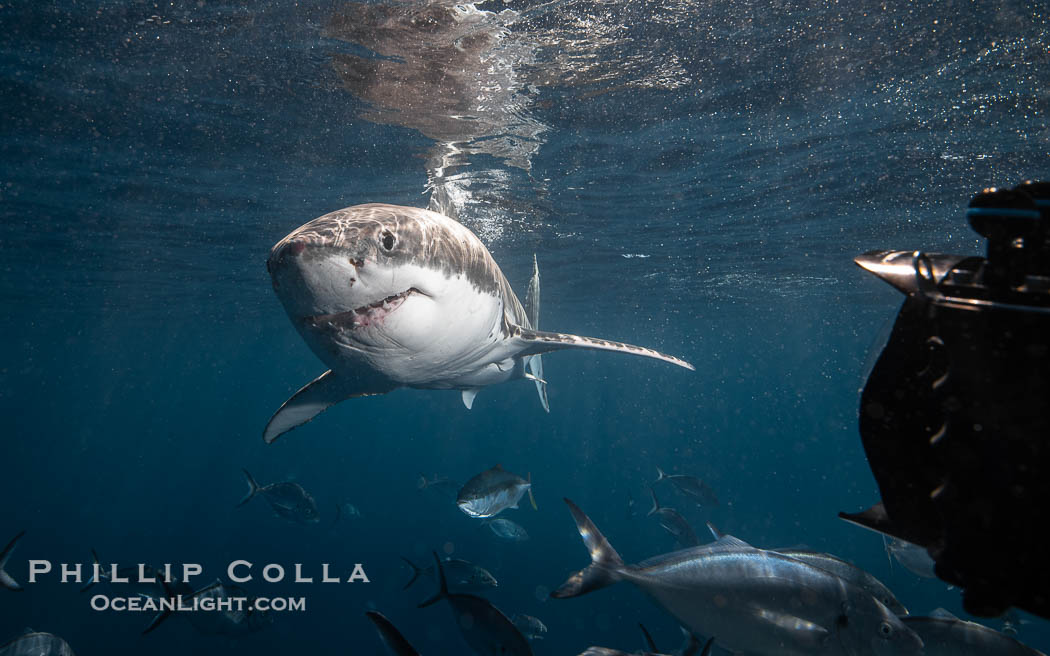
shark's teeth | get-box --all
[342,288,423,327]
[353,288,420,315]
[304,288,422,330]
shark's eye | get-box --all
[380,230,396,251]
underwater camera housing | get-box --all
[840,181,1050,619]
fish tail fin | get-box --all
[417,473,429,490]
[646,485,661,517]
[698,636,716,656]
[655,466,667,482]
[527,472,538,511]
[331,501,343,528]
[80,548,103,593]
[882,535,894,571]
[551,499,624,599]
[639,623,658,652]
[237,469,260,507]
[142,579,176,635]
[0,530,25,591]
[417,551,448,608]
[400,556,423,590]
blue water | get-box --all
[2,1,1048,654]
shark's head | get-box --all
[267,203,511,376]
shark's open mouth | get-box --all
[306,288,421,330]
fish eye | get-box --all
[380,230,396,251]
[878,621,893,637]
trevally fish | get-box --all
[263,204,694,443]
[647,486,699,548]
[236,470,320,524]
[553,499,923,656]
[418,474,461,501]
[0,531,25,591]
[142,578,273,636]
[485,518,529,542]
[332,501,363,528]
[458,465,536,518]
[774,549,908,617]
[902,609,1046,655]
[511,614,547,641]
[183,580,274,636]
[418,552,533,656]
[366,611,421,656]
[401,555,497,591]
[0,632,75,656]
[654,467,719,507]
[705,524,908,616]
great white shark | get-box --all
[263,203,693,443]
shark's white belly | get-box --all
[301,270,517,390]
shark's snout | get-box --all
[268,238,314,275]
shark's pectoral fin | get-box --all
[462,388,479,409]
[263,370,397,444]
[511,327,695,371]
[523,254,550,412]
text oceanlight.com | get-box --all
[89,595,306,613]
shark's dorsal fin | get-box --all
[523,254,550,412]
[510,327,694,371]
[263,371,397,443]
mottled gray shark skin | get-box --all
[263,203,693,443]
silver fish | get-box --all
[401,555,498,591]
[185,580,274,636]
[647,487,699,548]
[705,524,908,616]
[332,501,363,528]
[236,470,320,524]
[142,578,273,636]
[458,465,536,518]
[775,549,908,617]
[654,467,719,507]
[418,552,533,656]
[902,610,1045,655]
[0,632,75,656]
[511,614,547,641]
[553,499,923,656]
[485,518,529,542]
[0,531,25,591]
[418,473,461,501]
[367,611,421,656]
